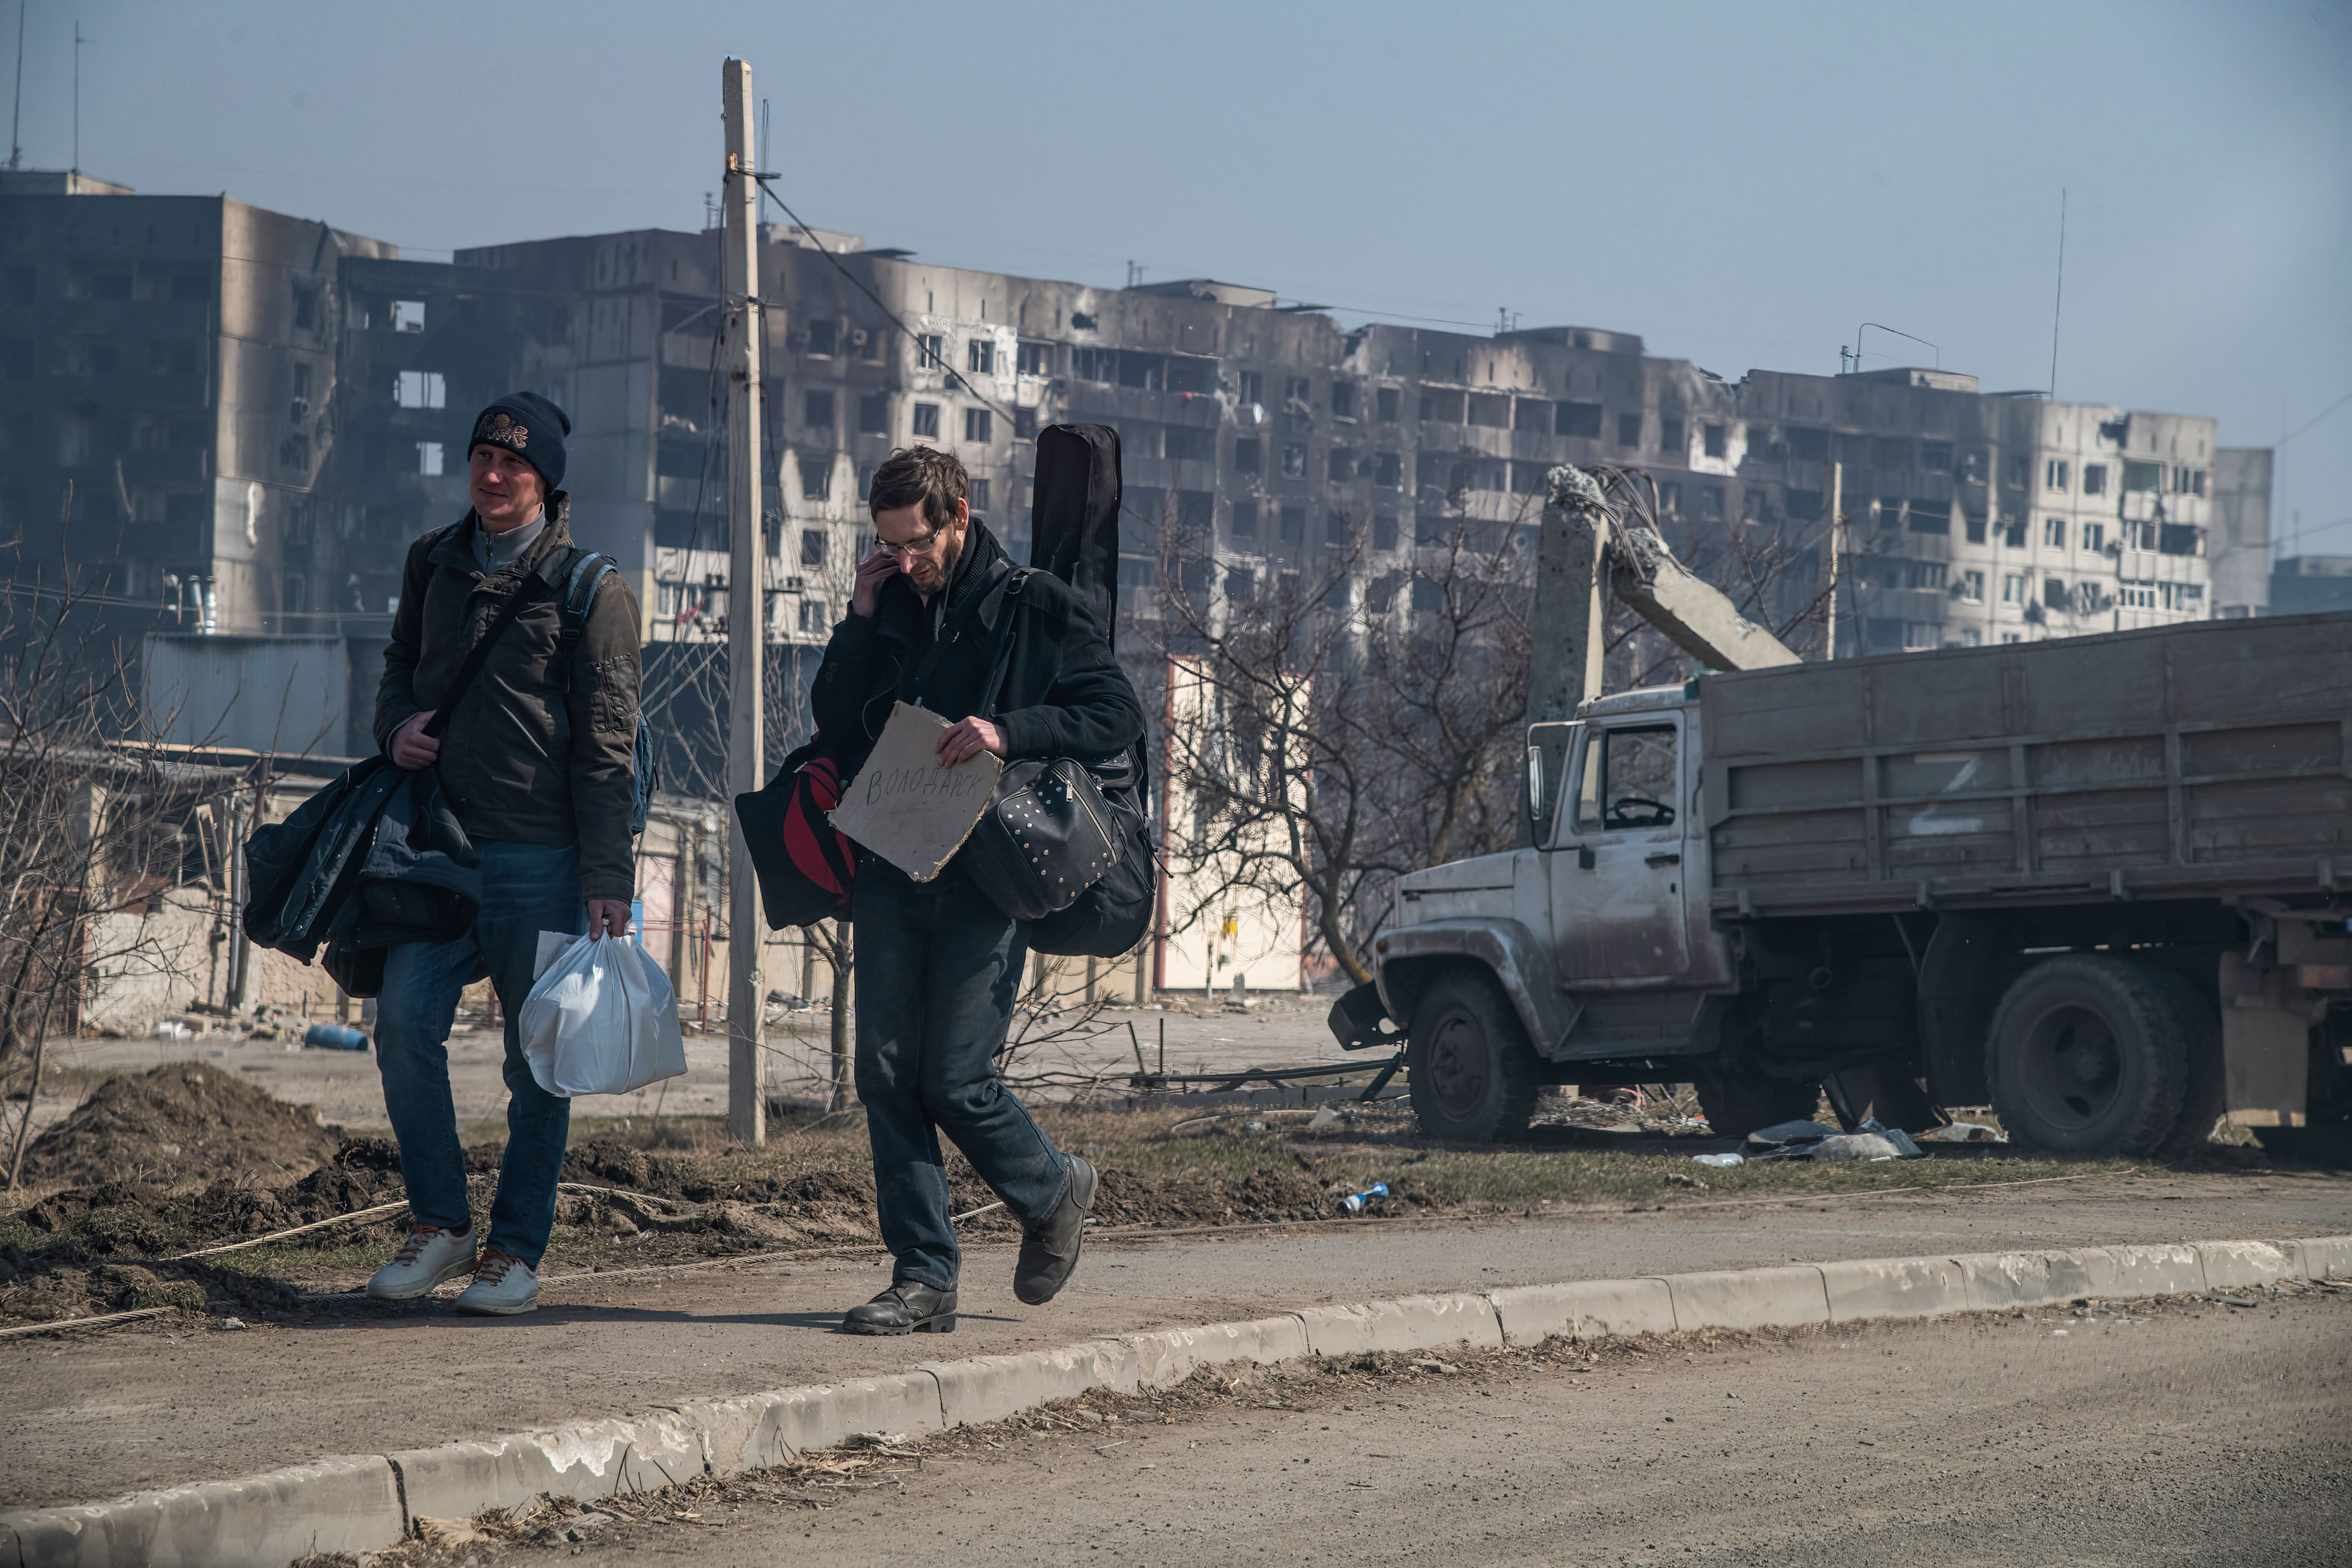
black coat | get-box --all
[809,520,1143,771]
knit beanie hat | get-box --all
[468,392,571,493]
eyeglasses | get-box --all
[873,527,947,561]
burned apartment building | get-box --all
[1,172,2274,762]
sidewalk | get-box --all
[5,1166,2346,1510]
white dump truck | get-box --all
[1330,471,2351,1157]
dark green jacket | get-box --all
[373,494,642,903]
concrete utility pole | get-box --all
[721,58,766,1145]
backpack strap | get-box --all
[977,567,1035,721]
[557,548,617,659]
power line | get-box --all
[2278,389,2352,449]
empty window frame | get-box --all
[1702,423,1726,458]
[803,388,835,429]
[966,337,995,375]
[1660,417,1686,454]
[798,454,832,501]
[857,391,892,435]
[806,320,840,357]
[800,527,827,567]
[1280,444,1307,479]
[2043,517,2066,549]
[2044,458,2069,491]
[394,370,446,409]
[1233,437,1263,475]
[1617,412,1643,448]
[1375,386,1401,423]
[1556,401,1602,438]
[911,402,940,438]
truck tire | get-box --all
[2149,967,2225,1157]
[1407,968,1540,1143]
[1695,1071,1822,1139]
[1986,955,2188,1156]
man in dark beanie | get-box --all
[810,445,1142,1334]
[364,391,644,1316]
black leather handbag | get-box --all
[957,570,1154,948]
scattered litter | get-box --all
[1340,1182,1390,1213]
[1307,1106,1342,1129]
[1857,1116,1926,1158]
[1690,1152,1745,1168]
[1746,1119,1838,1149]
[1411,1357,1457,1375]
[218,1316,246,1331]
[1813,1133,1902,1162]
[2201,1293,2258,1308]
[414,1517,491,1548]
[2051,1328,2068,1336]
[1242,1120,1267,1133]
[1918,1121,2006,1144]
[1661,1172,1706,1188]
[302,1023,370,1052]
[155,1021,193,1039]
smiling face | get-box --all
[874,497,968,597]
[470,445,545,531]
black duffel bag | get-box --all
[957,570,1157,953]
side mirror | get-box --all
[1524,721,1579,848]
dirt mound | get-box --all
[19,1062,344,1189]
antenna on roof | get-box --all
[2047,187,2067,400]
[7,1,25,169]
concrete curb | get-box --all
[7,1233,2345,1567]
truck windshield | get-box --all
[1575,724,1679,833]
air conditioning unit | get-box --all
[850,328,868,348]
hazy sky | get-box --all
[10,0,2348,546]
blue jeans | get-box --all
[373,839,583,1268]
[852,862,1071,1292]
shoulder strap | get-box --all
[559,550,616,646]
[420,584,536,740]
[977,568,1035,721]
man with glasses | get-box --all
[811,444,1142,1334]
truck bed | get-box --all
[1697,610,2352,918]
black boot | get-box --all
[1013,1155,1097,1306]
[841,1281,957,1336]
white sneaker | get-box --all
[455,1246,540,1316]
[365,1223,478,1301]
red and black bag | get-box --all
[734,737,859,928]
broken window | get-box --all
[1871,437,1909,470]
[1702,423,1726,459]
[1920,440,1953,473]
[1166,425,1216,463]
[1328,449,1353,482]
[966,337,995,375]
[392,300,426,334]
[918,333,945,368]
[912,402,940,438]
[1233,437,1262,475]
[279,434,310,470]
[148,339,199,376]
[1373,513,1399,551]
[1230,502,1258,539]
[803,388,835,429]
[416,441,444,476]
[1513,461,1546,495]
[1367,572,1399,612]
[1467,393,1509,428]
[1961,451,1985,483]
[1617,413,1643,448]
[2043,577,2068,610]
[1964,510,1988,544]
[799,454,832,501]
[2002,573,2026,605]
[1284,376,1313,411]
[1280,444,1307,479]
[1515,398,1552,433]
[2082,463,2107,496]
[1376,386,1401,423]
[1411,577,1443,614]
[1166,356,1217,394]
[806,320,839,357]
[2000,514,2027,549]
[1015,340,1052,376]
[1783,426,1828,462]
[1119,352,1168,391]
[2043,517,2066,549]
[1237,370,1263,406]
[2159,523,2203,556]
[1013,406,1038,441]
[394,370,447,410]
[2044,458,2069,491]
[1279,505,1305,542]
[1908,500,1950,535]
[1420,388,1464,423]
[1696,485,1723,519]
[1959,569,1984,603]
[1071,346,1112,382]
[1556,401,1603,439]
[858,391,891,435]
[2005,455,2028,488]
[1658,482,1681,514]
[2122,460,2160,493]
[1331,382,1356,420]
[290,281,319,333]
[1660,417,1687,454]
[1325,510,1350,545]
[1785,489,1823,522]
[2080,521,2104,553]
[971,477,992,511]
[1375,452,1402,488]
[800,528,827,567]
[1225,567,1257,604]
[964,408,992,443]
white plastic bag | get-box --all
[518,933,685,1098]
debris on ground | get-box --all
[1691,1152,1744,1168]
[16,1061,344,1188]
[1812,1133,1902,1161]
[1919,1121,2006,1143]
[1340,1181,1390,1213]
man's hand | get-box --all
[388,712,441,771]
[937,717,1006,768]
[586,898,633,939]
[850,547,900,618]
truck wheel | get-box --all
[1986,956,2188,1156]
[2150,968,2224,1157]
[1694,1071,1821,1139]
[1407,969,1540,1143]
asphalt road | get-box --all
[564,1288,2352,1568]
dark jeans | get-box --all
[853,862,1071,1292]
[373,838,584,1268]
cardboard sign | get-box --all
[828,702,1003,882]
